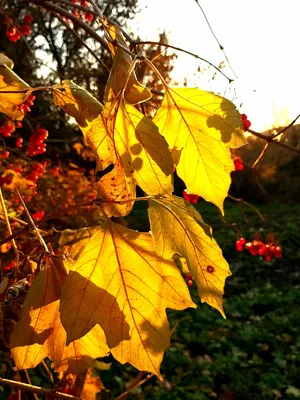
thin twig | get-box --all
[134,40,233,82]
[271,113,300,139]
[252,142,269,169]
[16,189,50,253]
[0,188,19,266]
[115,374,154,400]
[53,11,110,72]
[41,360,55,385]
[0,377,80,399]
[228,195,266,223]
[193,0,238,78]
[24,370,39,400]
[248,129,300,155]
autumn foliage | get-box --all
[0,10,254,398]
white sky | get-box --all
[132,0,300,131]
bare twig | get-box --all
[0,377,80,399]
[271,113,300,139]
[16,189,50,253]
[252,142,270,169]
[0,188,19,266]
[193,0,238,79]
[115,373,154,400]
[228,195,266,223]
[248,128,300,155]
[41,360,55,385]
[134,41,233,82]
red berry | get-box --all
[186,273,192,280]
[233,156,244,171]
[241,114,247,121]
[187,280,193,287]
[83,12,93,22]
[258,246,266,256]
[239,237,246,245]
[2,151,9,159]
[16,121,22,128]
[235,240,243,252]
[23,14,33,24]
[32,211,45,221]
[9,33,21,42]
[19,25,31,35]
[16,137,23,148]
[243,119,251,131]
[6,26,17,36]
[72,10,80,17]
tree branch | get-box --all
[0,377,80,399]
[248,129,300,154]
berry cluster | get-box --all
[183,189,200,204]
[236,237,282,261]
[1,150,10,159]
[71,0,94,22]
[25,162,47,183]
[5,14,33,42]
[0,120,16,137]
[241,113,251,131]
[18,94,36,114]
[0,176,13,187]
[27,128,48,156]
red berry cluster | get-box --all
[5,14,33,42]
[0,120,16,137]
[236,237,282,261]
[183,189,200,204]
[27,128,48,156]
[0,176,13,187]
[70,0,94,22]
[241,113,251,131]
[18,94,36,114]
[25,162,47,183]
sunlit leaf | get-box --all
[10,255,108,375]
[148,196,231,317]
[60,221,195,378]
[53,80,103,134]
[0,53,31,120]
[104,98,173,195]
[103,20,151,105]
[153,87,246,211]
[59,226,102,261]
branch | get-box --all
[134,41,234,82]
[0,377,80,399]
[248,129,300,154]
[271,113,300,139]
[193,0,238,79]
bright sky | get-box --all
[132,0,300,131]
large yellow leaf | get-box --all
[0,53,31,120]
[104,99,174,195]
[59,226,102,261]
[53,80,103,134]
[103,20,151,105]
[153,87,246,211]
[60,221,195,378]
[148,196,231,317]
[10,255,108,375]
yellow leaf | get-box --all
[153,87,246,211]
[104,99,174,195]
[60,221,195,378]
[148,196,231,317]
[103,20,151,105]
[59,226,102,261]
[53,80,103,134]
[0,53,31,120]
[10,255,108,375]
